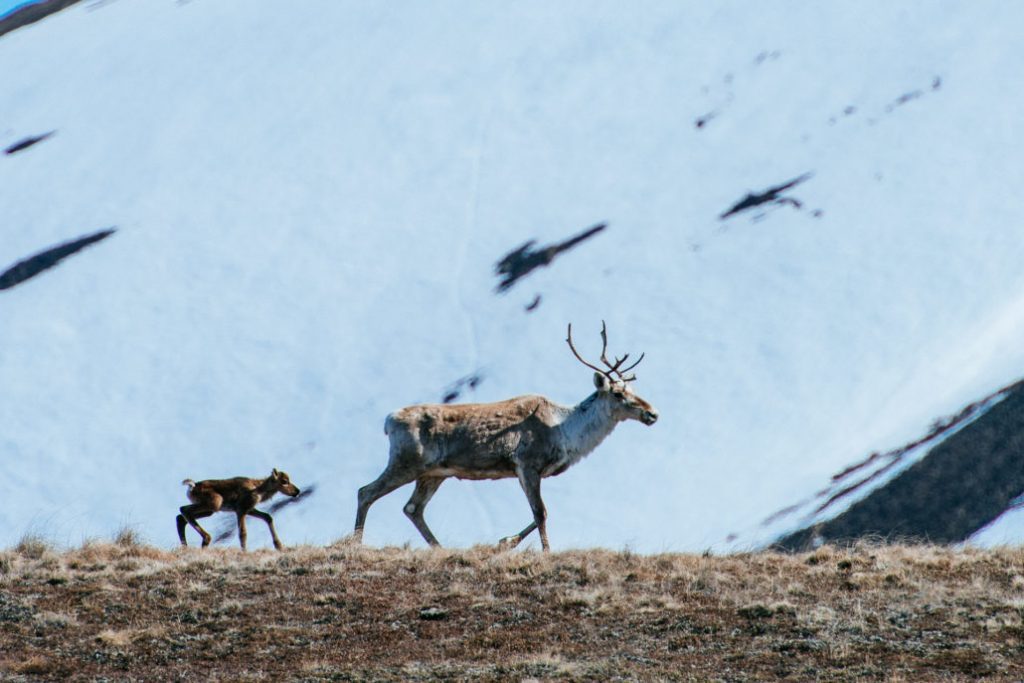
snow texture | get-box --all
[2,1,1024,551]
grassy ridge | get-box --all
[1,540,1023,681]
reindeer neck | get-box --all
[556,391,621,464]
[254,477,279,502]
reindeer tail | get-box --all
[181,478,196,493]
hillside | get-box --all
[776,381,1024,549]
[2,540,1023,681]
[0,0,80,38]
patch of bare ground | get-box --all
[1,540,1022,681]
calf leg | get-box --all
[403,477,444,547]
[178,505,214,548]
[176,514,188,545]
[248,509,284,550]
[236,512,248,551]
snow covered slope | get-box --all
[971,502,1024,547]
[3,1,1024,551]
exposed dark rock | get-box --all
[494,222,606,294]
[719,173,813,220]
[754,50,781,65]
[883,76,942,113]
[886,90,924,112]
[419,606,448,620]
[442,373,483,404]
[0,227,115,291]
[0,0,82,38]
[0,594,36,623]
[695,111,718,129]
[774,380,1024,550]
[4,130,55,155]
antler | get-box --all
[615,352,645,381]
[566,320,645,382]
[566,322,608,376]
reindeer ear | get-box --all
[593,372,610,391]
[272,468,280,477]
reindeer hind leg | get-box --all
[403,477,444,547]
[498,522,538,550]
[508,468,549,551]
[176,513,189,546]
[179,504,215,548]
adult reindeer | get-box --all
[353,322,658,551]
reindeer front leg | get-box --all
[500,468,549,551]
[248,509,284,550]
[354,459,419,543]
[236,512,249,550]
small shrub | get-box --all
[738,604,774,620]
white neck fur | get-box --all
[556,392,621,467]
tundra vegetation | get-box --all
[1,534,1022,681]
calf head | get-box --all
[269,468,301,497]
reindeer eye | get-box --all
[612,390,625,399]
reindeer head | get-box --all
[567,322,659,426]
[270,468,301,497]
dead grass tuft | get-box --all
[8,655,55,675]
[113,525,144,548]
[14,532,53,560]
[96,625,167,647]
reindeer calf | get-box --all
[176,468,300,551]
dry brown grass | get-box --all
[0,541,1022,681]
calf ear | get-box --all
[593,372,610,391]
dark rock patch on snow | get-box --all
[774,379,1024,549]
[494,222,606,294]
[442,373,483,404]
[0,0,81,38]
[719,173,813,221]
[4,130,55,155]
[0,227,115,291]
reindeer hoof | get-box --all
[497,535,520,550]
